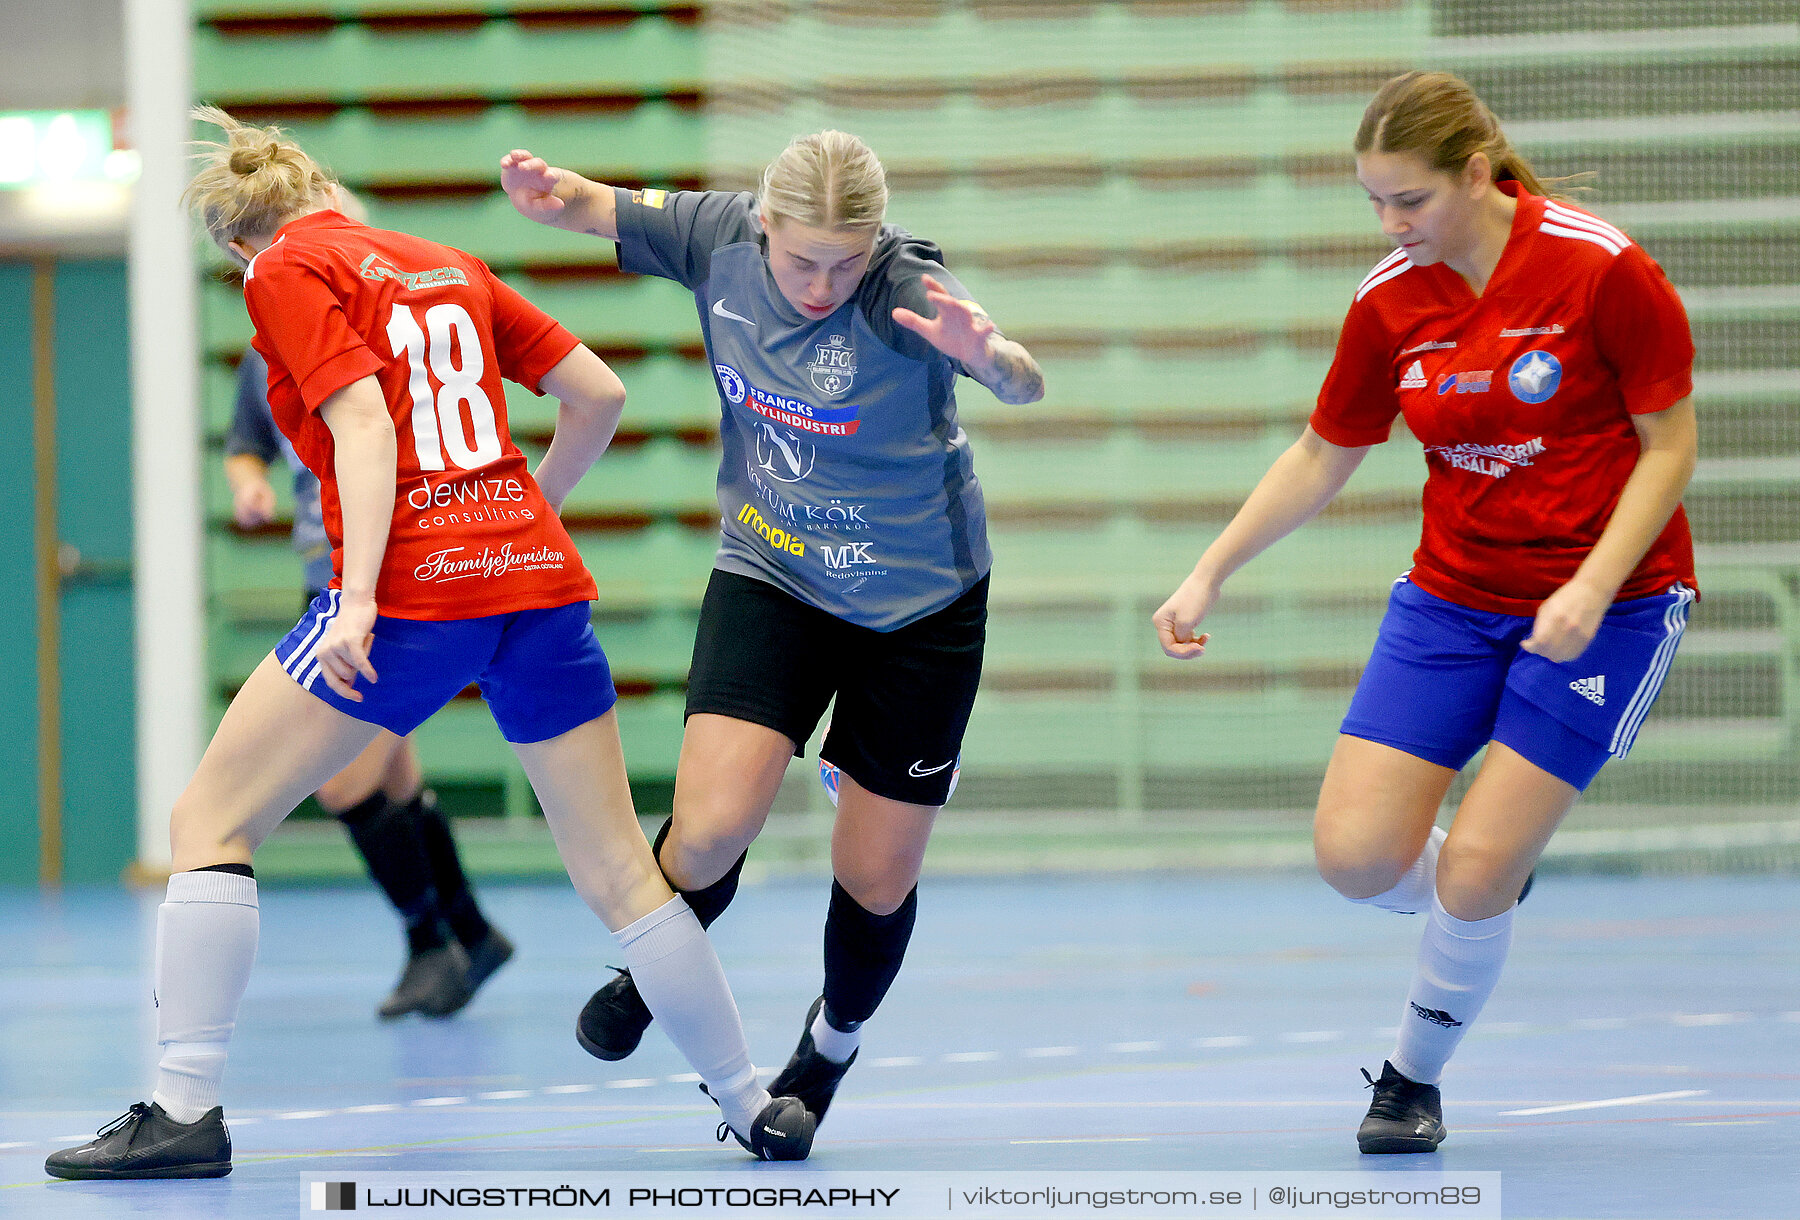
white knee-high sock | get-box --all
[1389,892,1515,1086]
[615,897,768,1135]
[152,870,260,1123]
[1350,825,1446,914]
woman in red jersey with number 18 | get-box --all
[1153,71,1697,1153]
[46,107,812,1181]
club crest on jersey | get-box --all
[715,363,747,405]
[807,334,857,396]
[754,422,815,484]
[1509,350,1562,403]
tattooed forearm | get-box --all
[977,338,1046,404]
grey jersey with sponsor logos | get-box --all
[614,188,991,631]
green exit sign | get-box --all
[0,110,139,190]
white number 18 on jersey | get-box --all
[385,302,501,472]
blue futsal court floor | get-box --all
[3,873,1795,1218]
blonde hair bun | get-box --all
[184,104,336,257]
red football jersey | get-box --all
[1311,182,1696,615]
[244,211,596,619]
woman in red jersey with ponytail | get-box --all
[1155,71,1697,1154]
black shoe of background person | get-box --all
[1357,1061,1446,1154]
[576,967,654,1060]
[462,926,516,999]
[45,1102,231,1180]
[1518,870,1536,905]
[705,1091,816,1162]
[378,941,474,1020]
[770,996,860,1125]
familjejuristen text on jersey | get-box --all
[614,188,992,632]
[243,211,597,619]
[1310,182,1697,615]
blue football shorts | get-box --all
[275,591,616,743]
[1339,576,1694,790]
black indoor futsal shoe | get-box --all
[576,966,654,1061]
[1357,1061,1446,1154]
[463,925,516,998]
[704,1090,816,1162]
[45,1101,231,1180]
[378,941,474,1020]
[770,996,860,1125]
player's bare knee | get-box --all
[670,797,764,857]
[1434,841,1521,919]
[834,868,912,916]
[312,771,374,813]
[1314,822,1411,899]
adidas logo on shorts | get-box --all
[1569,675,1606,706]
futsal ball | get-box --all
[820,758,959,807]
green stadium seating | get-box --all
[197,16,698,104]
[196,0,1800,831]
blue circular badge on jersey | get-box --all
[714,363,746,405]
[1508,350,1562,403]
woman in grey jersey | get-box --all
[501,131,1044,1129]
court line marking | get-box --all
[1501,1089,1708,1116]
[10,1010,1794,1150]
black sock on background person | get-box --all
[408,789,492,949]
[335,791,448,954]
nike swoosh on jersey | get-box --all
[712,299,756,326]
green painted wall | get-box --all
[0,259,135,886]
[54,261,136,884]
[0,264,40,885]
